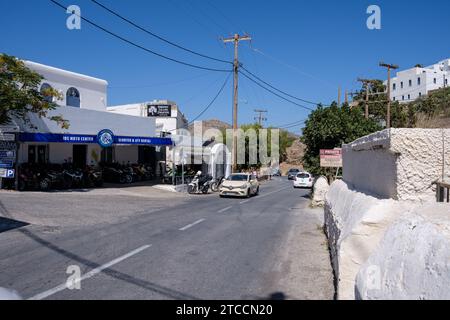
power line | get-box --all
[240,65,326,106]
[49,0,232,73]
[275,119,306,128]
[166,72,232,133]
[239,71,315,111]
[90,0,232,65]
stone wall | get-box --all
[343,128,450,202]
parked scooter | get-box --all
[188,171,213,194]
[83,166,104,188]
[63,169,84,189]
[18,166,40,191]
[102,166,132,184]
[210,176,225,193]
[39,170,66,191]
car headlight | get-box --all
[239,184,248,189]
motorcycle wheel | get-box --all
[125,175,133,184]
[202,186,209,194]
[210,182,219,192]
[40,179,50,191]
[187,185,195,194]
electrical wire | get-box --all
[49,0,232,73]
[239,71,315,111]
[240,66,326,106]
[90,0,232,65]
[166,72,232,133]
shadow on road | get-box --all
[0,217,29,234]
[0,200,199,300]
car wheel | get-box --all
[246,189,251,198]
[255,187,259,196]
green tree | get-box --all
[301,102,381,176]
[0,54,68,128]
[221,123,295,170]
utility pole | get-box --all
[379,62,399,128]
[223,33,252,172]
[254,109,268,127]
[344,90,348,105]
[358,78,375,119]
[338,86,341,106]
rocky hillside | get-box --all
[188,119,231,136]
[280,139,305,175]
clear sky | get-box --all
[1,0,450,133]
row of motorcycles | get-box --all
[18,163,103,191]
[18,163,155,191]
[187,171,225,194]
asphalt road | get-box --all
[0,178,334,300]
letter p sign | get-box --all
[66,5,81,30]
[366,5,381,30]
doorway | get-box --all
[73,145,87,169]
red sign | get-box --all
[320,149,342,167]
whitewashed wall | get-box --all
[343,128,450,202]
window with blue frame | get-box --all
[67,87,81,108]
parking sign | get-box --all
[0,169,15,178]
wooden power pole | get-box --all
[223,34,252,172]
[379,62,399,128]
[358,78,375,119]
[254,109,268,127]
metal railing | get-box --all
[436,181,450,203]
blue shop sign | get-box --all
[97,129,115,148]
[0,159,14,169]
[19,132,173,146]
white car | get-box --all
[219,173,260,198]
[293,172,314,189]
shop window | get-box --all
[28,145,48,164]
[28,146,36,164]
[67,87,81,108]
[101,147,114,164]
[40,83,54,103]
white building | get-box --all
[388,59,450,103]
[7,61,172,170]
[107,100,188,136]
[107,101,231,179]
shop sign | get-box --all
[0,168,15,178]
[0,133,16,142]
[0,150,15,158]
[19,133,173,146]
[147,105,172,117]
[0,160,14,169]
[320,149,343,168]
[97,129,115,148]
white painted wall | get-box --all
[325,180,450,300]
[343,128,450,202]
[107,100,188,134]
[25,61,108,111]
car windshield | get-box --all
[297,173,310,178]
[227,175,248,181]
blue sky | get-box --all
[1,0,450,133]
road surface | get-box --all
[0,178,333,300]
